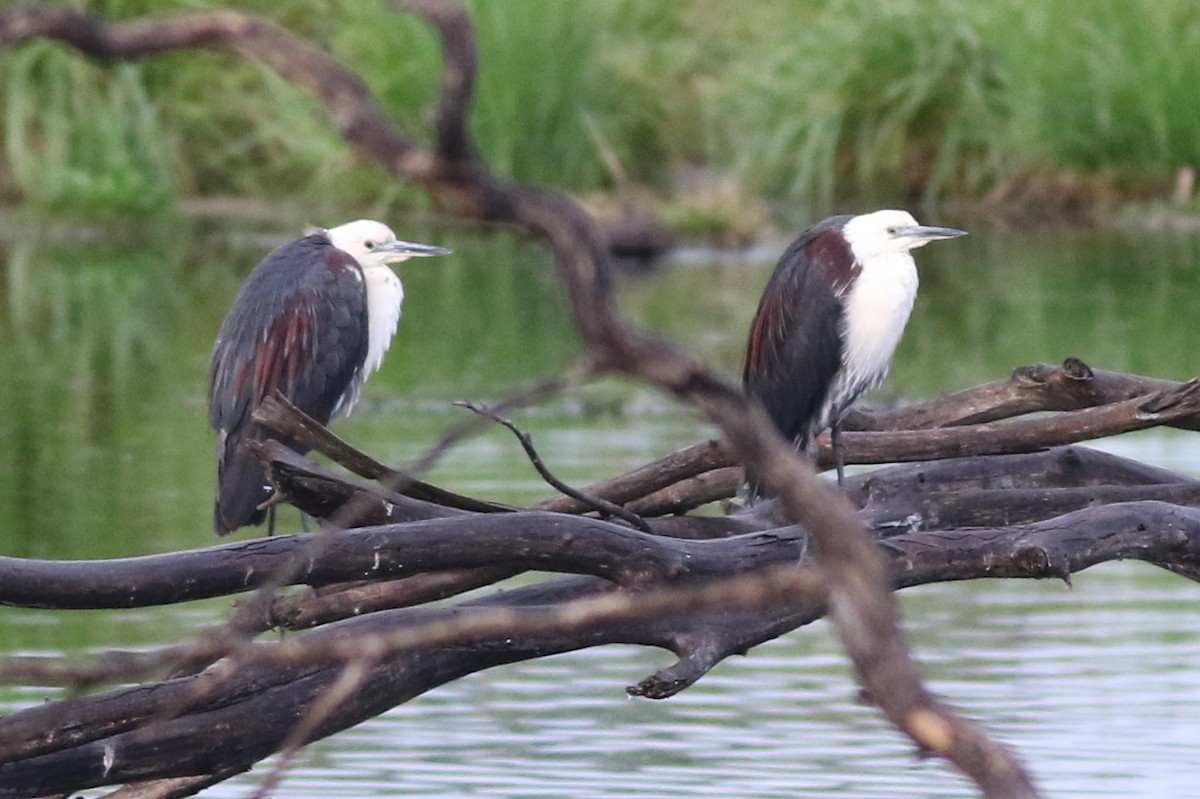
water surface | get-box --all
[1,217,1198,797]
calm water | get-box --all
[1,215,1199,797]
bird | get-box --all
[208,219,451,535]
[741,209,966,498]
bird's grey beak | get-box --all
[901,225,968,242]
[381,239,452,259]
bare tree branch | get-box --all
[848,358,1200,432]
[0,4,1105,797]
[838,379,1200,464]
[537,438,735,514]
[537,360,1200,513]
[455,399,655,531]
[253,394,511,513]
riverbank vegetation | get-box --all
[2,0,1199,233]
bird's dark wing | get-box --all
[742,217,856,448]
[209,235,369,433]
[208,234,369,534]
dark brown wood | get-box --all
[865,482,1200,534]
[0,511,770,612]
[18,3,1200,798]
[254,396,513,514]
[532,361,1200,514]
[269,567,521,630]
[845,359,1200,432]
[1,500,1197,797]
[258,441,474,525]
[537,438,735,513]
[626,467,742,517]
[846,445,1194,510]
[836,380,1200,464]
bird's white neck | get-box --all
[361,264,405,385]
[837,251,918,397]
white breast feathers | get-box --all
[837,251,919,403]
[361,266,405,384]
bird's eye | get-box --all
[885,226,898,235]
[364,240,377,250]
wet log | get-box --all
[847,358,1200,431]
[533,360,1200,516]
[8,3,1200,799]
[1,501,1198,797]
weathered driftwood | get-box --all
[1,496,1198,797]
[536,359,1200,516]
[252,394,514,514]
[3,4,1198,799]
[847,358,1200,432]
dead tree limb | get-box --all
[252,395,512,513]
[9,4,1179,798]
[537,438,736,514]
[454,399,654,531]
[1,499,1198,797]
[849,358,1200,431]
[535,360,1200,514]
[838,379,1200,464]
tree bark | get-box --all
[7,5,1198,799]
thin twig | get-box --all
[254,394,511,513]
[455,399,655,533]
[405,366,592,479]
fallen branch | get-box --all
[838,379,1200,464]
[254,394,512,513]
[535,361,1200,513]
[850,359,1200,431]
[454,399,654,531]
[2,499,1198,795]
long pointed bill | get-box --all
[380,240,453,258]
[902,225,968,242]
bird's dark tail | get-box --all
[741,470,767,505]
[741,435,811,505]
[213,428,271,536]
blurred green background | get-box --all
[2,0,1199,558]
[3,0,1200,231]
[2,8,1199,796]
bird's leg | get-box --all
[831,422,846,487]
[267,504,276,537]
[300,511,313,533]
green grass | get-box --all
[2,1,1200,223]
[1005,1,1200,179]
[2,42,176,214]
[712,0,1009,210]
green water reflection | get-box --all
[1,217,1199,797]
[0,220,585,557]
[624,225,1200,391]
[2,219,1199,561]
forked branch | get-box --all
[0,3,1046,797]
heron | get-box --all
[208,219,451,535]
[741,209,966,499]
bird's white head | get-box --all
[842,209,966,262]
[326,219,451,268]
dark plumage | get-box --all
[208,219,450,535]
[209,234,369,535]
[742,210,966,499]
[743,215,853,453]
